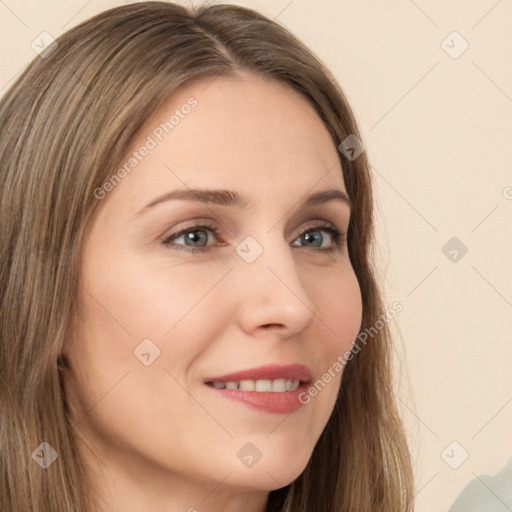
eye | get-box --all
[291,223,345,251]
[161,221,221,254]
[161,221,346,253]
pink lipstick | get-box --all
[203,364,312,414]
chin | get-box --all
[218,437,313,491]
[226,462,307,492]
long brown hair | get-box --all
[0,2,414,510]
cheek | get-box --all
[290,264,362,427]
[79,240,234,344]
[65,262,231,470]
[315,265,363,357]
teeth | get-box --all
[271,378,286,392]
[254,379,272,392]
[209,378,301,392]
[288,379,300,391]
[239,380,255,391]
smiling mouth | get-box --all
[205,378,301,392]
[202,364,312,414]
[203,378,310,414]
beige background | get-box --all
[1,0,511,510]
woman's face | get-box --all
[63,74,362,504]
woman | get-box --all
[0,2,414,511]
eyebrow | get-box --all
[134,187,352,217]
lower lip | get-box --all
[205,384,309,414]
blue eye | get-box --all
[162,222,346,254]
[163,223,221,253]
[291,225,343,250]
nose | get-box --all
[234,235,318,339]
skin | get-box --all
[62,74,363,512]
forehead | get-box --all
[106,74,346,213]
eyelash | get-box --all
[160,220,346,254]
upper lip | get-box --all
[204,364,312,384]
